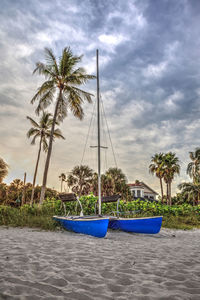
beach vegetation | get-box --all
[149,153,165,203]
[67,165,93,196]
[150,152,180,205]
[0,181,57,206]
[0,157,8,183]
[59,173,67,192]
[0,195,200,230]
[27,111,64,206]
[186,148,200,183]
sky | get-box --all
[1,0,200,194]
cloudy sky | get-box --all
[1,0,200,194]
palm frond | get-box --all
[35,89,55,115]
[53,128,65,139]
[40,111,52,128]
[59,47,82,77]
[26,116,40,128]
[44,48,59,76]
[31,80,55,104]
[68,89,84,120]
[56,95,67,122]
[33,62,57,79]
[27,128,39,138]
[69,86,94,103]
[66,67,95,85]
[42,137,49,152]
[31,132,40,145]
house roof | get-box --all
[128,181,158,195]
[141,182,158,195]
[128,183,143,187]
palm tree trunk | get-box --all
[159,177,164,204]
[166,183,169,205]
[30,137,42,206]
[192,194,195,206]
[169,181,172,206]
[21,172,26,206]
[39,90,62,205]
[61,180,63,192]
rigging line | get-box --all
[80,99,97,165]
[100,99,108,148]
[100,94,118,168]
[100,99,108,172]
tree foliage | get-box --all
[0,157,8,183]
[31,47,95,204]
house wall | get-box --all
[129,184,157,200]
[144,192,156,200]
[130,187,144,198]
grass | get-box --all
[162,215,200,230]
[0,207,61,231]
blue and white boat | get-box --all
[53,192,109,238]
[101,196,162,234]
[108,216,163,234]
[53,216,109,238]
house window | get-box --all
[137,190,141,197]
[132,190,135,197]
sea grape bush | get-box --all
[0,195,200,221]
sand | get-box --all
[0,227,200,300]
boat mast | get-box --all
[96,49,101,215]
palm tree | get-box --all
[67,165,94,197]
[105,167,128,195]
[163,152,180,206]
[31,47,95,204]
[0,157,8,183]
[27,111,64,205]
[149,153,165,203]
[186,148,200,183]
[59,173,66,192]
[91,173,113,197]
[178,182,200,206]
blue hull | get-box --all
[53,216,109,238]
[108,216,162,234]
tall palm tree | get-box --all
[67,165,94,197]
[31,47,95,204]
[149,153,165,203]
[0,157,8,183]
[59,173,66,192]
[163,152,180,206]
[27,111,64,205]
[186,148,200,183]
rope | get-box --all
[100,95,118,168]
[81,99,96,165]
[100,99,108,172]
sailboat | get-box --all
[53,50,109,238]
[54,49,162,237]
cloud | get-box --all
[0,0,200,196]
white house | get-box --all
[128,181,158,201]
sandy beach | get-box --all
[0,227,200,300]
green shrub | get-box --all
[0,196,200,230]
